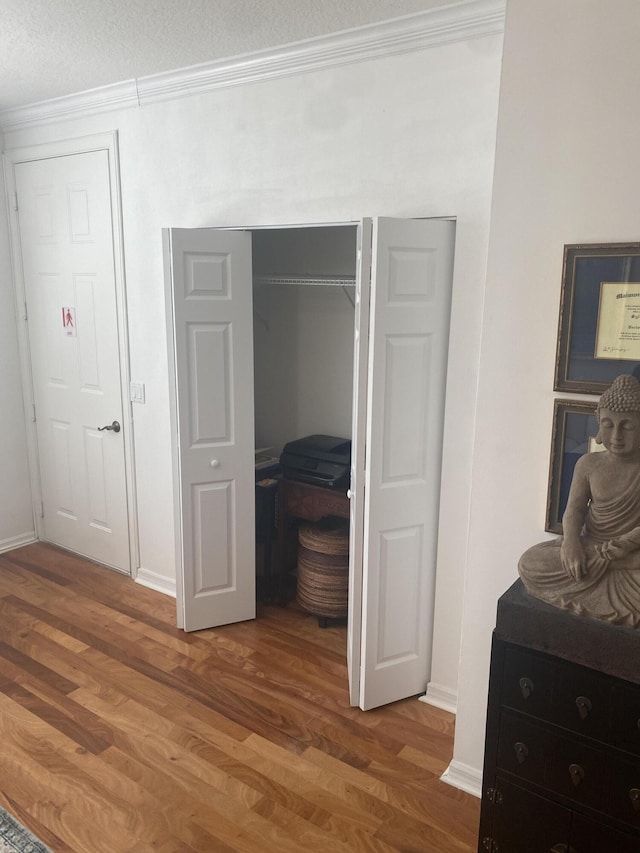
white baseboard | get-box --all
[419,682,457,714]
[0,532,37,554]
[135,566,176,598]
[440,759,482,798]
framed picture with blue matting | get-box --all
[546,398,600,534]
[554,242,640,394]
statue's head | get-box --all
[596,374,640,454]
[598,374,640,414]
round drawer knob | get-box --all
[210,459,220,468]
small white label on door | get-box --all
[62,306,77,337]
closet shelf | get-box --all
[253,275,356,287]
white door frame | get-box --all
[2,131,139,574]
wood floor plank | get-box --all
[0,791,75,853]
[0,716,144,851]
[300,744,479,843]
[0,543,480,852]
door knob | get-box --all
[98,421,121,433]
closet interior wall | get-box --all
[251,225,358,457]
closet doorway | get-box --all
[164,217,455,709]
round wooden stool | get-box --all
[297,518,349,627]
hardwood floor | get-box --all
[0,543,479,852]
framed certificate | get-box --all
[546,399,600,534]
[594,282,640,360]
[554,242,640,393]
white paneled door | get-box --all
[164,228,256,631]
[357,218,455,710]
[14,151,130,572]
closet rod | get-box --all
[253,275,356,287]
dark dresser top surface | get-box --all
[496,579,640,686]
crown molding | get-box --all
[0,0,504,133]
[1,80,140,134]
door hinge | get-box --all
[39,500,44,518]
[485,787,503,805]
[481,837,500,853]
[12,191,18,212]
[31,402,36,422]
[24,301,28,321]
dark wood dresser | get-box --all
[478,580,640,853]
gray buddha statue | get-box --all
[519,374,640,627]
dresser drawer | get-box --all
[611,683,640,756]
[502,645,614,745]
[497,711,609,812]
[502,646,556,719]
[570,812,640,853]
[490,776,573,853]
[549,733,608,810]
[608,754,640,830]
[553,663,611,742]
[496,712,553,785]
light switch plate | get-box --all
[130,381,145,404]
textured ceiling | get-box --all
[0,0,451,112]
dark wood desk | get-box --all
[276,478,350,603]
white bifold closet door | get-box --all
[164,218,455,711]
[163,227,256,631]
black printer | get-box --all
[280,434,351,490]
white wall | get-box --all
[253,282,355,454]
[1,17,502,713]
[453,0,640,786]
[0,160,35,551]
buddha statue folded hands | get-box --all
[519,374,640,627]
